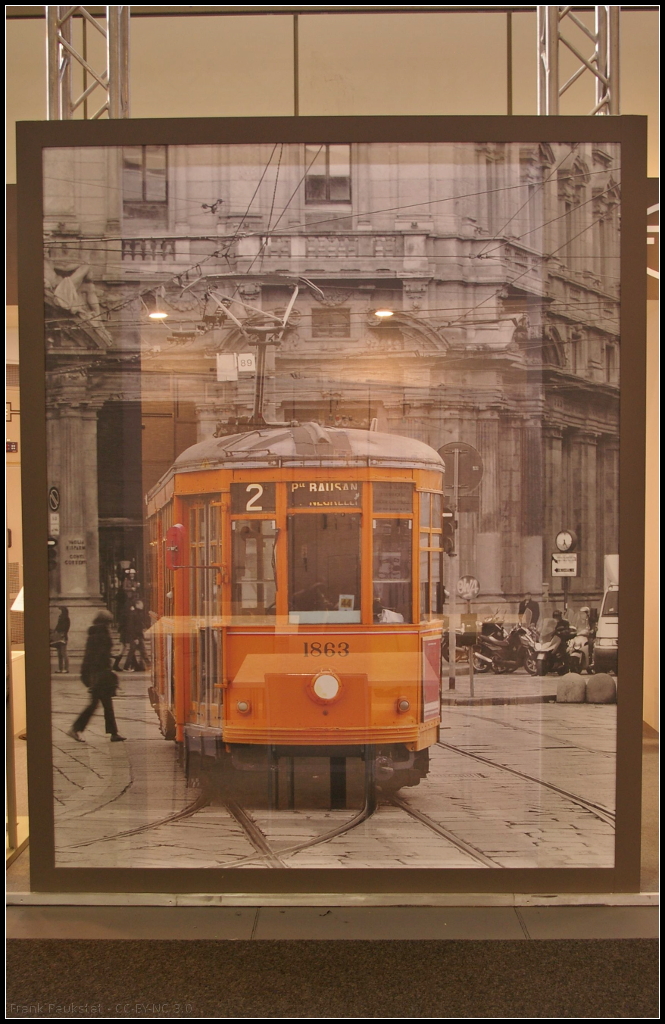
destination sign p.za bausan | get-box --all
[288,481,362,508]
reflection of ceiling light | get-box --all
[374,309,394,318]
[149,311,168,319]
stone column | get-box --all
[520,419,544,595]
[476,414,502,599]
[569,430,599,598]
[499,416,522,602]
[542,423,564,606]
[49,387,105,655]
[598,436,620,591]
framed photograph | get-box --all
[17,115,646,893]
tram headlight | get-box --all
[396,698,411,713]
[236,700,251,714]
[308,671,342,704]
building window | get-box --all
[311,308,351,339]
[122,145,168,215]
[305,144,351,203]
[605,344,616,383]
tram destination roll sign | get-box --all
[288,481,362,508]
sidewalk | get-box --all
[441,667,556,705]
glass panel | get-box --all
[373,518,412,623]
[420,549,429,619]
[40,138,623,876]
[419,493,431,528]
[305,144,327,174]
[431,492,442,526]
[430,550,443,617]
[305,176,327,203]
[289,514,361,623]
[373,482,413,514]
[121,146,143,201]
[328,145,351,178]
[144,145,167,202]
[329,176,352,202]
[311,309,351,338]
[232,519,276,616]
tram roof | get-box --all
[171,423,444,476]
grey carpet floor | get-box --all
[6,938,659,1019]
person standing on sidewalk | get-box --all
[518,592,540,629]
[67,609,125,743]
[50,606,70,673]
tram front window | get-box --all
[232,520,277,616]
[373,518,412,623]
[288,513,361,623]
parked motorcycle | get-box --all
[474,622,539,675]
[533,624,578,676]
[567,628,594,674]
[441,612,508,672]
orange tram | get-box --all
[145,422,447,803]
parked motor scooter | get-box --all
[533,621,578,676]
[567,628,594,674]
[484,623,539,675]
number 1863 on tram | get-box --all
[145,422,447,796]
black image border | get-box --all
[17,114,647,894]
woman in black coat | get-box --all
[68,609,125,742]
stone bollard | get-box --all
[556,673,586,703]
[586,673,617,704]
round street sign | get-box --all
[48,487,60,511]
[438,442,484,495]
[457,575,480,600]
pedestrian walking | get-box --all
[50,606,70,673]
[67,609,125,742]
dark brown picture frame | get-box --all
[17,114,647,894]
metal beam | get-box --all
[538,6,620,115]
[46,6,130,120]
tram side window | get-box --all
[373,519,412,623]
[420,493,445,620]
[288,513,361,623]
[232,520,277,617]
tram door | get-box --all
[187,501,222,725]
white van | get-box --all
[593,583,618,674]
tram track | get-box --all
[437,740,616,827]
[62,791,211,849]
[387,794,500,867]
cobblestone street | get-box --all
[52,671,616,870]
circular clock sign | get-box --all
[555,530,577,552]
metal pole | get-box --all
[252,341,268,423]
[546,5,560,115]
[595,6,609,114]
[608,6,620,115]
[293,13,299,117]
[46,6,60,120]
[6,555,18,852]
[107,5,121,118]
[467,598,475,699]
[60,8,73,120]
[448,448,460,691]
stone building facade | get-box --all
[42,141,620,647]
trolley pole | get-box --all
[448,448,460,690]
[467,598,475,699]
